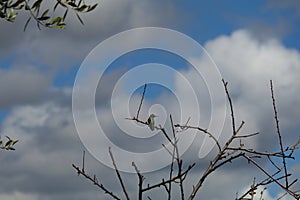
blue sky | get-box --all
[0,0,300,199]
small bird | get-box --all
[147,114,157,131]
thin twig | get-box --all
[160,126,173,144]
[222,79,236,135]
[188,79,240,200]
[109,147,130,200]
[174,124,222,152]
[162,144,173,156]
[126,116,173,143]
[237,170,284,200]
[142,163,195,193]
[212,153,245,171]
[167,142,176,200]
[136,84,147,119]
[270,80,288,188]
[226,147,291,158]
[82,150,85,173]
[267,155,281,170]
[132,162,144,200]
[72,164,121,200]
[234,132,259,139]
[170,115,185,200]
[72,151,121,200]
[242,154,299,199]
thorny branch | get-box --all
[270,80,289,188]
[187,79,300,200]
[73,80,300,199]
[72,151,121,200]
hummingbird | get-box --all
[147,114,157,131]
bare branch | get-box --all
[142,163,195,193]
[234,132,259,139]
[226,147,292,158]
[237,171,286,200]
[72,164,121,200]
[270,80,289,188]
[72,151,121,200]
[242,154,299,199]
[222,79,236,135]
[132,162,144,200]
[167,145,176,200]
[73,80,300,200]
[170,115,185,200]
[136,84,147,119]
[126,117,173,144]
[174,124,222,152]
[109,147,130,200]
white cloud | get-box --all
[0,103,95,198]
[1,14,300,198]
[0,0,180,70]
[163,28,300,198]
[0,66,51,108]
[0,191,38,200]
[204,29,300,145]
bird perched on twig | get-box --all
[147,114,157,131]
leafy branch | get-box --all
[0,135,18,150]
[0,0,98,30]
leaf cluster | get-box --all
[0,0,98,30]
[0,135,18,151]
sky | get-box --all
[0,0,300,199]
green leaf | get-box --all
[8,146,15,151]
[23,16,31,31]
[75,12,84,25]
[10,0,25,8]
[5,140,13,147]
[25,4,30,10]
[52,25,65,29]
[62,9,68,21]
[37,21,41,30]
[7,8,16,20]
[41,9,49,17]
[87,4,97,12]
[12,140,19,145]
[38,16,50,21]
[16,4,25,10]
[57,22,66,26]
[56,0,67,8]
[50,16,62,24]
[31,0,42,10]
[75,4,87,12]
[67,2,77,7]
[0,11,5,18]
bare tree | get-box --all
[72,80,300,199]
